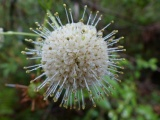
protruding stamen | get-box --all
[104,30,118,41]
[26,57,41,60]
[37,72,58,91]
[91,11,99,26]
[81,89,85,109]
[87,11,92,25]
[70,91,73,109]
[77,91,81,110]
[63,4,70,23]
[54,12,63,27]
[59,76,67,90]
[101,20,114,31]
[30,28,47,39]
[108,62,124,69]
[69,8,74,23]
[46,12,59,28]
[107,67,123,74]
[30,72,45,83]
[84,77,90,91]
[107,37,124,46]
[81,5,87,21]
[46,20,56,30]
[26,65,42,73]
[94,15,102,27]
[53,88,63,102]
[108,49,126,53]
[24,64,41,69]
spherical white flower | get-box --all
[22,4,125,110]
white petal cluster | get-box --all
[42,22,108,88]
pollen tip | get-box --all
[118,46,124,48]
[118,80,122,82]
[114,30,118,33]
[26,70,30,73]
[96,11,99,13]
[35,22,38,24]
[35,88,39,92]
[120,72,124,74]
[53,98,57,102]
[21,51,25,54]
[25,47,28,50]
[101,29,104,32]
[79,19,84,22]
[63,4,66,7]
[121,67,124,69]
[84,5,87,8]
[46,13,49,16]
[121,36,124,39]
[43,98,47,101]
[30,80,34,83]
[29,28,33,31]
[93,104,96,107]
[59,104,62,107]
[111,20,114,23]
[54,12,58,16]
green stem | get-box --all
[0,31,39,37]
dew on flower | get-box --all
[22,4,125,110]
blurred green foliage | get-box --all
[0,0,160,120]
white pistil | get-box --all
[27,57,41,60]
[59,76,67,90]
[102,20,114,31]
[81,5,87,21]
[87,11,92,25]
[70,91,73,109]
[107,67,123,74]
[69,8,74,23]
[91,11,99,25]
[81,89,85,109]
[25,38,43,46]
[104,30,118,40]
[30,72,46,83]
[63,4,70,23]
[26,65,42,73]
[24,64,41,69]
[77,91,80,110]
[46,20,57,30]
[84,77,90,91]
[30,28,47,39]
[54,12,63,27]
[108,49,126,53]
[94,15,102,27]
[108,62,124,69]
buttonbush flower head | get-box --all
[22,4,125,110]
